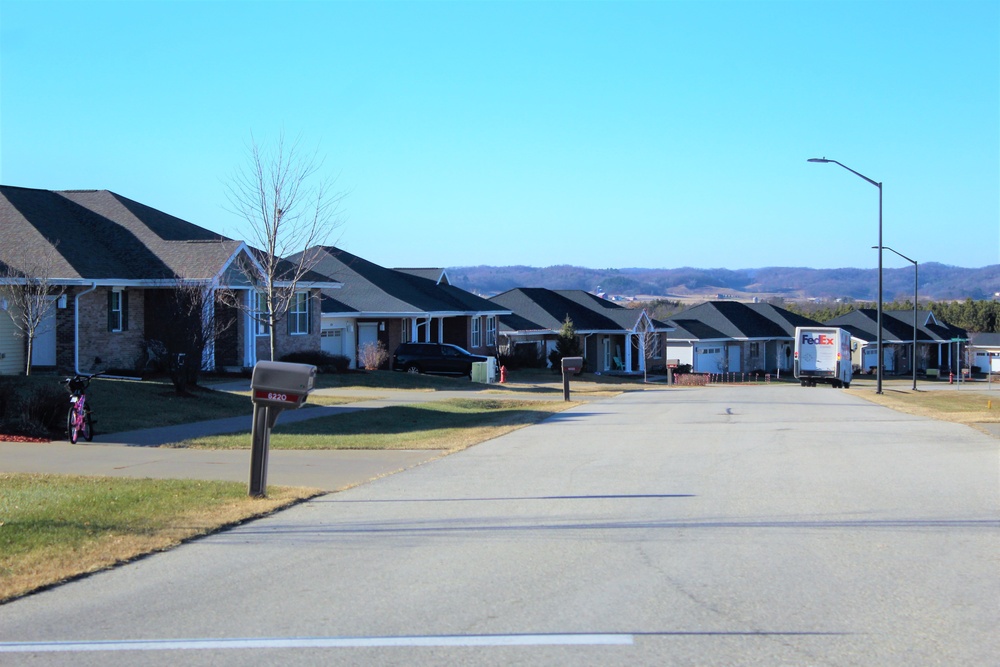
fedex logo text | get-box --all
[801,333,836,345]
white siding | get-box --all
[0,307,25,375]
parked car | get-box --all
[391,343,487,376]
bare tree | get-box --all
[0,247,66,376]
[225,132,347,360]
[637,310,661,383]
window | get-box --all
[471,317,482,348]
[253,292,269,336]
[107,290,128,332]
[486,316,497,347]
[288,291,310,335]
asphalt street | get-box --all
[0,385,997,666]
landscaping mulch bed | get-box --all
[0,434,52,443]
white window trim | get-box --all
[471,317,482,348]
[254,292,270,336]
[486,316,497,347]
[109,291,123,333]
[289,291,309,336]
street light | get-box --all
[809,157,884,394]
[878,245,918,391]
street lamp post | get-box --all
[809,157,884,394]
[880,245,918,391]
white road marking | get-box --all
[0,634,634,652]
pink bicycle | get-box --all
[63,373,101,444]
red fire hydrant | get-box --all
[499,365,507,383]
[949,372,954,384]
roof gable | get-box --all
[0,186,244,283]
[301,247,505,316]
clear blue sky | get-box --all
[2,0,997,271]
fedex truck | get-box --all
[794,327,852,388]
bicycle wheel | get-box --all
[67,407,79,444]
[82,408,94,442]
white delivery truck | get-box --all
[794,327,853,388]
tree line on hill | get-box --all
[622,297,1000,334]
[449,264,1000,302]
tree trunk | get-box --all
[24,336,33,376]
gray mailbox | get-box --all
[560,356,584,401]
[248,361,317,497]
[251,361,316,409]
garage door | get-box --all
[694,345,725,373]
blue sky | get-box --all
[2,0,997,271]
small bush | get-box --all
[0,378,68,437]
[674,373,708,386]
[499,345,546,370]
[358,341,389,371]
[279,351,351,374]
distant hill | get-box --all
[446,264,1000,302]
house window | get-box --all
[486,316,497,347]
[749,342,760,358]
[253,292,269,336]
[471,317,482,348]
[107,290,128,332]
[288,291,310,335]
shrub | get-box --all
[0,377,68,437]
[279,351,351,374]
[674,373,708,386]
[358,341,389,371]
[498,345,546,370]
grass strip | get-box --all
[183,398,573,451]
[0,473,321,603]
[855,388,1000,424]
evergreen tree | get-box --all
[548,316,583,370]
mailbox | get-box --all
[561,357,584,374]
[248,361,316,497]
[251,361,316,409]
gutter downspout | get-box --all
[74,283,98,375]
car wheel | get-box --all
[405,365,421,374]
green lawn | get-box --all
[0,473,320,602]
[183,398,571,450]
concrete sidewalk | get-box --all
[0,385,584,491]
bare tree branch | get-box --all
[224,131,348,360]
[0,244,66,375]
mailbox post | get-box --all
[561,356,583,401]
[248,361,316,497]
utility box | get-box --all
[248,361,317,497]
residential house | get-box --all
[664,301,823,375]
[968,332,1000,374]
[825,309,967,375]
[294,247,510,369]
[488,288,673,373]
[0,186,337,375]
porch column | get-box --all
[437,317,444,343]
[244,290,256,367]
[202,287,215,371]
[625,333,633,372]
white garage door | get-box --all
[320,328,344,356]
[694,345,725,373]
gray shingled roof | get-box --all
[298,247,507,317]
[825,308,967,344]
[489,288,671,334]
[665,301,824,341]
[0,186,244,283]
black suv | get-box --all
[391,343,487,376]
